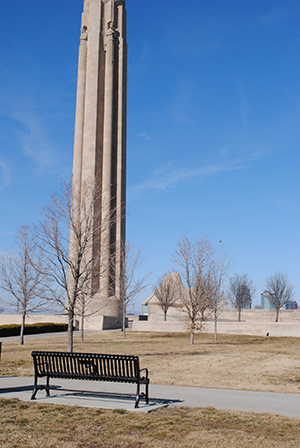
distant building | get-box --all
[261,291,275,310]
[285,300,298,310]
[254,304,262,309]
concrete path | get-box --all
[0,330,83,342]
[1,375,299,417]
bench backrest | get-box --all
[31,351,141,383]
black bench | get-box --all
[31,351,149,408]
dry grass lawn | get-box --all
[0,331,300,394]
[1,398,300,448]
[1,332,300,447]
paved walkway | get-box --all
[0,330,83,342]
[1,375,299,417]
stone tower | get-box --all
[72,0,127,323]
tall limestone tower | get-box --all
[72,0,127,326]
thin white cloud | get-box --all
[10,105,60,171]
[128,147,266,200]
[0,68,68,175]
[171,76,196,125]
[0,158,11,190]
[140,132,151,141]
[21,127,57,169]
[257,9,284,28]
[256,4,297,29]
[238,79,249,126]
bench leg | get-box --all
[135,383,140,408]
[46,376,50,396]
[31,376,51,400]
[145,383,149,404]
[31,375,38,400]
[135,383,149,408]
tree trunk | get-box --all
[214,313,218,342]
[190,327,194,345]
[238,309,241,322]
[123,301,126,338]
[19,310,26,345]
[81,310,84,341]
[164,311,167,321]
[275,309,279,322]
[68,312,74,352]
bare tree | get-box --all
[0,225,50,345]
[265,272,294,322]
[228,273,256,322]
[173,234,214,344]
[153,272,180,321]
[35,177,114,352]
[77,287,90,341]
[113,242,150,337]
[209,246,232,342]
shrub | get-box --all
[0,322,68,338]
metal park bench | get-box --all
[31,351,149,408]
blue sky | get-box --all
[0,0,299,311]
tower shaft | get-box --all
[72,0,127,317]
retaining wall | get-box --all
[132,320,300,337]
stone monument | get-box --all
[71,0,127,327]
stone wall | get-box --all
[135,305,300,337]
[0,314,68,326]
[133,320,300,337]
[147,305,300,323]
[1,308,299,338]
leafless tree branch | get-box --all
[112,241,151,337]
[153,272,180,321]
[265,271,294,322]
[228,273,256,321]
[0,224,52,344]
[173,234,216,344]
[35,177,115,351]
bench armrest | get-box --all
[139,368,148,379]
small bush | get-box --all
[0,323,68,337]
